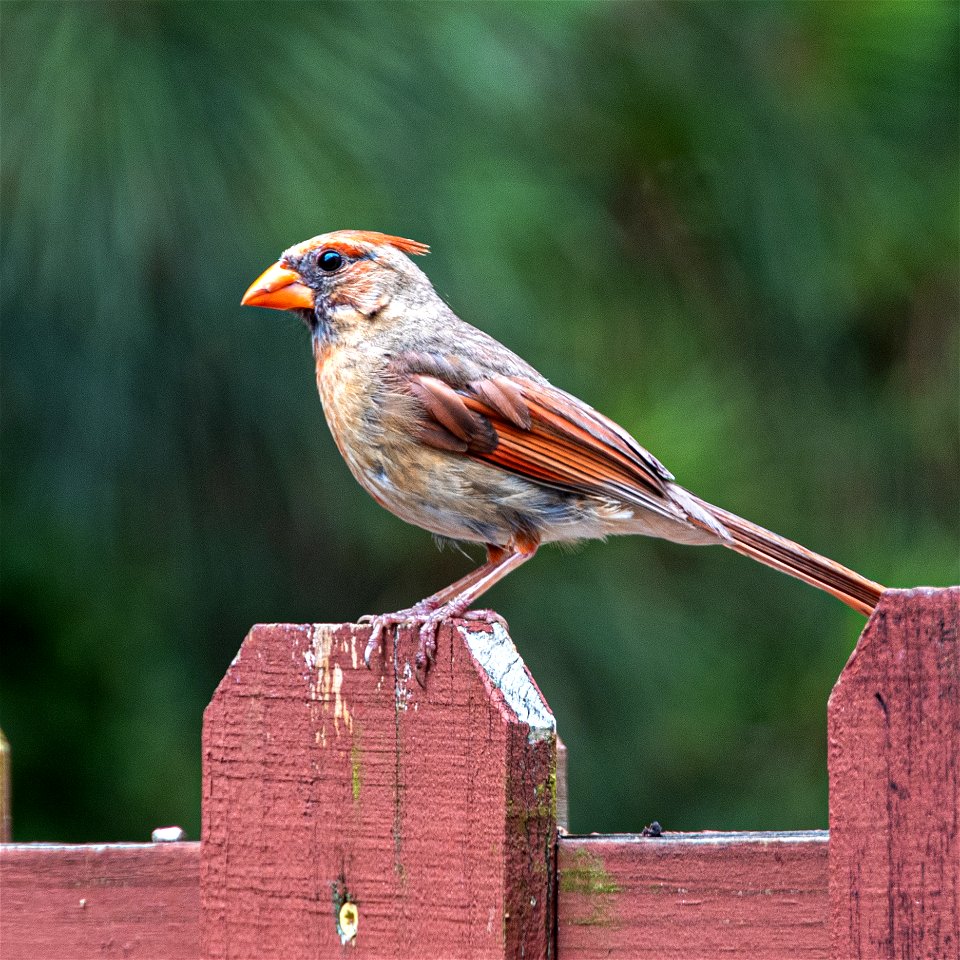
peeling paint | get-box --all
[391,639,406,882]
[463,623,555,742]
[332,664,347,733]
[394,660,415,712]
[303,626,354,741]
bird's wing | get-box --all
[388,351,685,521]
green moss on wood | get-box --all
[560,848,622,895]
[350,738,362,805]
[561,847,621,926]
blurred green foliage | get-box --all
[1,1,957,842]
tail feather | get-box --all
[690,497,884,616]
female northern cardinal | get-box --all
[243,230,884,670]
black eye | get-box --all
[318,249,344,272]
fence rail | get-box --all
[1,587,956,959]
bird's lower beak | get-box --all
[241,262,314,310]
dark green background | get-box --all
[2,1,957,842]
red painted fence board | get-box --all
[201,619,557,959]
[0,842,199,960]
[828,586,959,960]
[0,834,830,959]
[557,832,828,958]
[2,588,956,959]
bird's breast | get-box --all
[314,345,377,475]
[315,346,435,515]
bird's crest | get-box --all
[286,231,430,261]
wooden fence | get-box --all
[1,587,957,958]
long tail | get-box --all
[691,496,885,616]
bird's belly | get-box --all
[354,452,513,542]
[346,438,634,546]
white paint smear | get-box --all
[463,623,556,742]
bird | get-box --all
[242,230,885,672]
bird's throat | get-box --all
[310,307,334,350]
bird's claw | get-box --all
[459,608,510,632]
[362,613,443,679]
[362,620,386,669]
[411,610,507,682]
[414,622,438,681]
[360,602,498,677]
[360,603,436,669]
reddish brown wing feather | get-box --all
[408,376,496,450]
[470,378,531,430]
[505,383,673,490]
[406,369,676,513]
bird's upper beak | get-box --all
[241,261,315,311]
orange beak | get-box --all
[241,262,315,311]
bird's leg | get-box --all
[360,552,504,666]
[411,546,534,673]
[408,546,514,613]
[449,546,515,630]
[361,543,535,670]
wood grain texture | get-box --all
[0,842,200,960]
[557,832,828,958]
[828,586,959,959]
[201,619,557,959]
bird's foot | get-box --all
[360,601,506,677]
[359,602,436,668]
[409,597,510,676]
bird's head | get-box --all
[241,230,432,337]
